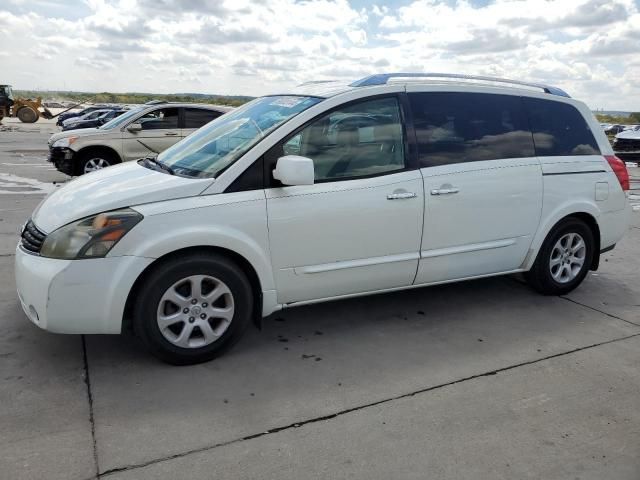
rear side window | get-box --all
[139,107,179,130]
[523,98,600,156]
[410,92,535,167]
[184,108,223,129]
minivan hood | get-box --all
[33,161,213,233]
[48,127,102,145]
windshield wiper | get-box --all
[143,156,175,175]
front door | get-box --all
[122,107,181,161]
[408,90,543,284]
[266,96,424,304]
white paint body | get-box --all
[16,81,632,334]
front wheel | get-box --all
[17,107,38,123]
[76,151,117,175]
[525,218,594,295]
[133,253,253,365]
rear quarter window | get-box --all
[184,108,223,129]
[409,92,535,167]
[523,98,600,156]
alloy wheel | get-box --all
[156,275,235,349]
[84,158,110,173]
[549,232,586,284]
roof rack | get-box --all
[349,73,570,98]
[296,80,340,87]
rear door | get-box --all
[409,90,543,284]
[181,108,224,138]
[121,107,180,160]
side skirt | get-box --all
[278,268,526,311]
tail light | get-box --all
[605,155,630,191]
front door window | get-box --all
[283,97,406,181]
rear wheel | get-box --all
[17,107,38,123]
[525,217,594,295]
[133,253,253,365]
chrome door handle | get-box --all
[387,192,417,200]
[164,132,179,136]
[430,188,459,196]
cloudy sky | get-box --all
[1,0,639,110]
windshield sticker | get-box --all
[269,96,305,108]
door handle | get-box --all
[430,188,459,196]
[387,192,417,200]
[164,132,179,136]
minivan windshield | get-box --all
[156,95,322,178]
[99,107,142,130]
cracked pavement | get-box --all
[1,118,639,480]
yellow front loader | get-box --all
[0,85,54,123]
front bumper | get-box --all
[615,151,640,163]
[48,146,76,175]
[15,245,154,334]
[613,138,640,163]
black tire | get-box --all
[17,107,38,123]
[525,217,594,295]
[76,150,117,175]
[133,253,253,365]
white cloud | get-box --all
[0,0,639,109]
[346,29,367,46]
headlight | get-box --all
[52,136,77,148]
[40,209,142,259]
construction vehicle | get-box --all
[0,85,54,123]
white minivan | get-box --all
[16,73,632,364]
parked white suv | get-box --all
[48,102,231,175]
[613,127,640,163]
[17,73,631,364]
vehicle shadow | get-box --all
[90,273,632,369]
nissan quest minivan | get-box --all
[16,73,632,364]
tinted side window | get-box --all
[281,97,406,182]
[184,108,223,129]
[410,92,535,167]
[139,108,179,130]
[523,98,600,156]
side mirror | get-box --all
[273,155,314,186]
[127,123,142,133]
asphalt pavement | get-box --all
[1,117,639,480]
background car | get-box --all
[613,128,640,162]
[61,108,113,129]
[56,105,120,126]
[61,109,127,131]
[48,102,232,175]
[604,124,626,135]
